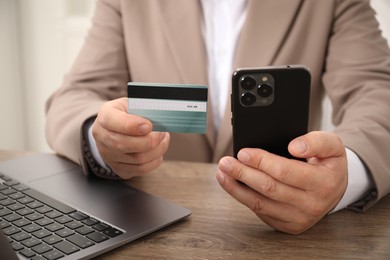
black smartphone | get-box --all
[231,65,311,159]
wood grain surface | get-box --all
[2,150,390,259]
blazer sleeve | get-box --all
[323,0,390,210]
[45,0,128,174]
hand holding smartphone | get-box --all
[231,65,311,159]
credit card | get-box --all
[127,82,208,133]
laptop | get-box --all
[0,153,191,259]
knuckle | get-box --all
[255,152,264,170]
[306,201,326,219]
[288,215,315,235]
[107,133,126,153]
[116,143,128,154]
[132,139,147,153]
[249,197,264,215]
[131,152,147,164]
[273,163,289,181]
[262,178,277,195]
[311,209,324,220]
[235,164,247,182]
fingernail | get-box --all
[138,124,150,135]
[219,157,232,172]
[292,139,307,154]
[238,150,250,162]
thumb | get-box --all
[288,131,345,159]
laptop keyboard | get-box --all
[0,172,123,259]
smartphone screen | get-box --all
[231,65,311,159]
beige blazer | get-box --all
[45,0,390,210]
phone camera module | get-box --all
[257,83,273,98]
[240,76,256,90]
[241,92,256,106]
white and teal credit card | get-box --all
[127,82,208,133]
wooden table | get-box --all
[2,150,390,259]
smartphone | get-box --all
[231,65,311,159]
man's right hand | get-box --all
[92,97,170,179]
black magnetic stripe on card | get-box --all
[128,85,208,101]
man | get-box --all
[45,0,390,234]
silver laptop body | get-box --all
[0,154,191,259]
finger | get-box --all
[236,149,320,190]
[260,214,315,235]
[102,133,170,179]
[112,156,164,179]
[288,131,345,159]
[216,170,323,235]
[97,98,153,136]
[216,170,307,223]
[218,156,305,204]
[101,132,170,164]
[97,127,167,154]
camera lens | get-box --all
[240,76,256,90]
[241,92,256,106]
[257,83,273,97]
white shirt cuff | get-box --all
[330,148,374,213]
[85,121,111,171]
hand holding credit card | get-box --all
[128,82,208,133]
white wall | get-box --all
[0,0,25,149]
[321,0,390,131]
[0,0,389,152]
[371,0,390,41]
[0,0,94,152]
[18,0,94,152]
